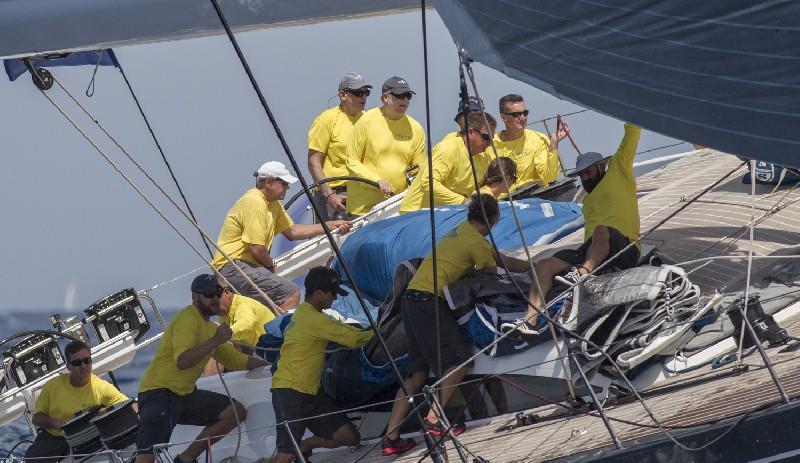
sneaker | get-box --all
[557,267,586,287]
[500,319,540,341]
[423,417,466,438]
[173,456,198,463]
[381,437,416,456]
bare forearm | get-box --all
[246,356,268,370]
[247,244,273,268]
[497,253,531,273]
[176,338,222,370]
[308,150,334,197]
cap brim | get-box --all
[279,174,299,184]
[566,156,612,177]
[336,287,349,297]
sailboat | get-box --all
[2,1,800,462]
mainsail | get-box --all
[433,0,800,167]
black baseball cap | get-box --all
[305,267,349,296]
[191,274,221,294]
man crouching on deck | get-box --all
[135,274,267,463]
[381,194,529,457]
[502,123,642,338]
[265,266,374,463]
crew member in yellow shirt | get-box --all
[479,156,517,198]
[25,341,128,463]
[345,76,426,215]
[399,112,497,213]
[503,123,642,339]
[494,94,568,190]
[134,275,268,463]
[307,72,371,221]
[382,194,530,456]
[266,267,374,463]
[443,96,483,140]
[212,161,351,312]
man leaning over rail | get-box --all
[211,161,352,312]
[264,267,374,463]
[134,274,267,463]
[502,123,642,339]
[382,194,530,456]
[399,112,497,213]
[25,341,129,463]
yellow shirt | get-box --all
[307,106,362,188]
[139,305,249,395]
[272,302,374,395]
[408,220,496,296]
[582,124,642,243]
[35,374,127,436]
[494,129,561,190]
[399,135,492,213]
[211,188,293,270]
[221,294,275,346]
[345,108,426,215]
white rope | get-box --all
[142,265,207,293]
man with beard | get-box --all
[135,275,268,463]
[502,123,642,338]
[211,161,351,312]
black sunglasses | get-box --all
[345,89,370,97]
[504,110,529,118]
[201,286,225,299]
[69,356,92,367]
[391,92,413,101]
[479,132,492,142]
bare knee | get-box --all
[334,424,361,446]
[280,291,300,311]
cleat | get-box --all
[381,437,416,456]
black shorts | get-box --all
[271,388,351,454]
[553,226,640,271]
[135,388,234,455]
[24,431,69,463]
[401,290,473,376]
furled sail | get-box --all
[433,0,800,167]
[0,0,418,60]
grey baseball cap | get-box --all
[382,76,415,94]
[566,152,609,177]
[338,72,371,91]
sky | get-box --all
[0,10,688,314]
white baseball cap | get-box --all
[254,161,298,184]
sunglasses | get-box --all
[69,356,92,367]
[201,287,225,299]
[478,132,492,142]
[504,110,529,118]
[391,92,413,101]
[345,89,370,97]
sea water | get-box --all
[0,309,179,458]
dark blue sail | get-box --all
[434,0,800,167]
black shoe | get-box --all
[173,455,198,463]
[500,319,540,341]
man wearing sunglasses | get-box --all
[495,94,568,191]
[267,267,374,463]
[212,161,352,313]
[26,341,128,463]
[345,76,426,216]
[307,72,372,221]
[399,112,498,212]
[135,274,268,463]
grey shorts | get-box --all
[24,431,69,463]
[401,290,473,376]
[219,260,300,307]
[553,226,640,272]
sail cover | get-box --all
[433,0,800,168]
[333,198,583,301]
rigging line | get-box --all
[37,87,242,311]
[527,108,590,127]
[634,141,688,156]
[736,159,790,403]
[48,75,282,316]
[113,52,214,258]
[420,0,444,389]
[141,265,206,293]
[677,254,800,267]
[207,0,434,442]
[461,58,578,401]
